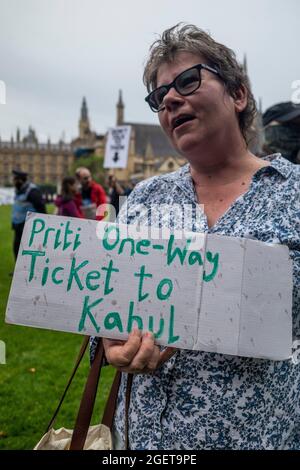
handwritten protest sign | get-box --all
[6,213,293,360]
[104,125,131,169]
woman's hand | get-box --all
[103,329,176,374]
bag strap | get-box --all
[101,370,122,428]
[69,338,105,450]
[46,337,174,450]
[45,335,90,433]
[45,335,133,450]
[101,372,133,449]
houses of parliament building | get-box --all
[0,93,188,187]
[0,126,73,187]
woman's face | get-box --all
[156,51,245,158]
[69,182,77,195]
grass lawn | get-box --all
[0,205,115,449]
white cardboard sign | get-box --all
[104,125,131,169]
[6,213,293,360]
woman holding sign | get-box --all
[91,24,300,449]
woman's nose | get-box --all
[162,87,185,111]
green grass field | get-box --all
[0,205,115,449]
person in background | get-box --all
[11,169,46,259]
[77,167,106,220]
[74,167,85,214]
[55,176,83,218]
[108,174,126,216]
[75,167,85,183]
[124,179,136,197]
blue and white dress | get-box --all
[91,154,300,449]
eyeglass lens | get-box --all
[152,67,201,111]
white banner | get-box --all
[6,213,293,360]
[0,187,14,205]
[104,125,131,169]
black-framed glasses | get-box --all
[145,63,220,112]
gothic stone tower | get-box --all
[79,97,91,138]
[116,90,124,125]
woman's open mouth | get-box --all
[172,114,195,131]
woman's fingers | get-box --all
[127,333,159,372]
[103,331,177,374]
[145,341,161,371]
[103,328,142,367]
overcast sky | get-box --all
[0,0,299,143]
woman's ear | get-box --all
[233,84,248,113]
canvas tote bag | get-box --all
[34,337,132,450]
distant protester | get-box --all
[77,167,107,220]
[107,174,125,216]
[124,179,137,197]
[55,176,83,218]
[107,175,137,217]
[11,169,46,259]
